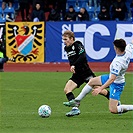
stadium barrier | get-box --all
[0,21,133,64]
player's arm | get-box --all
[72,42,86,66]
[92,60,121,96]
[100,74,116,90]
[70,42,86,73]
[70,53,86,73]
[126,43,133,57]
[92,74,116,96]
[72,52,86,65]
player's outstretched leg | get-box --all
[65,107,80,117]
[63,99,80,107]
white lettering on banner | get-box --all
[73,24,86,32]
[62,24,71,59]
[115,24,133,58]
[62,24,71,34]
[115,24,133,43]
[73,24,87,43]
[85,24,110,60]
[61,23,133,61]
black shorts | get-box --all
[70,69,95,88]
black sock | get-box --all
[100,90,110,100]
[106,90,110,100]
[66,92,75,101]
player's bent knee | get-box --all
[64,87,71,94]
[88,78,93,85]
[64,88,68,93]
[109,107,118,114]
[88,78,95,87]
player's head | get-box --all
[113,39,126,52]
[62,30,75,40]
[35,2,41,10]
[62,30,75,46]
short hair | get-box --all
[69,5,74,8]
[113,39,126,52]
[36,2,40,5]
[62,30,75,40]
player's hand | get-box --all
[92,87,102,96]
[70,65,75,73]
[78,14,82,18]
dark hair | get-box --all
[36,2,40,5]
[113,39,126,52]
[69,5,73,8]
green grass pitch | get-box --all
[0,72,133,133]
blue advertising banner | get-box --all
[45,21,133,62]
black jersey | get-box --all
[0,42,6,58]
[64,41,90,72]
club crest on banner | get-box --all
[6,22,44,63]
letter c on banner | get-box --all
[85,24,110,60]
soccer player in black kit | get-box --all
[62,30,109,117]
[0,40,15,72]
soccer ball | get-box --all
[38,105,51,118]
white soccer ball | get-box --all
[38,105,51,118]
